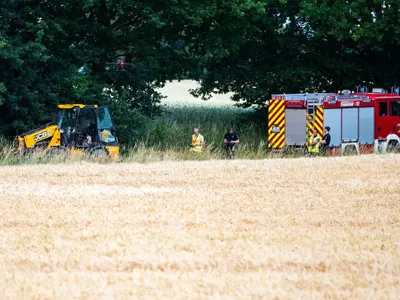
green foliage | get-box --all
[0,82,6,106]
[299,0,400,88]
[0,2,68,135]
[0,0,206,137]
[120,105,268,153]
[192,0,400,104]
[1,0,400,141]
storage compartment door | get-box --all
[285,109,306,145]
[359,107,374,145]
[342,108,359,142]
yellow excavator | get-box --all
[14,104,119,160]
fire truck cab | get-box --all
[267,89,400,154]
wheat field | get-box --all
[0,155,399,299]
[159,80,238,107]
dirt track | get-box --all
[0,155,399,298]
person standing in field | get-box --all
[190,128,204,153]
[320,126,331,155]
[224,127,240,158]
[308,129,320,155]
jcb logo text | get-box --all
[34,132,48,141]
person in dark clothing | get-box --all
[320,126,331,155]
[224,127,240,158]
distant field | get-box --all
[0,155,399,298]
[158,80,240,107]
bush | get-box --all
[124,105,268,151]
[0,105,273,164]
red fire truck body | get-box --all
[267,90,400,154]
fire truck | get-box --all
[267,88,400,154]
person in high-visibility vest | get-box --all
[308,129,320,155]
[189,128,204,152]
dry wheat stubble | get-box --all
[0,155,399,299]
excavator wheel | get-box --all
[87,146,110,162]
[46,147,69,160]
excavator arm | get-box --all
[14,124,61,153]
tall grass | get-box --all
[0,136,16,165]
[120,105,270,159]
[0,105,304,164]
[0,137,70,166]
[0,136,111,165]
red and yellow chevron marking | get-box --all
[307,113,314,139]
[267,100,285,149]
[314,106,324,139]
[306,106,324,140]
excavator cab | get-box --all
[57,104,119,158]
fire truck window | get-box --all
[389,101,400,116]
[379,102,388,116]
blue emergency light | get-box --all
[360,87,365,93]
[395,87,399,95]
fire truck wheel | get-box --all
[387,141,400,153]
[342,145,358,156]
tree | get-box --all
[301,0,400,89]
[192,0,400,105]
[0,0,203,137]
[0,1,75,136]
[2,0,400,139]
